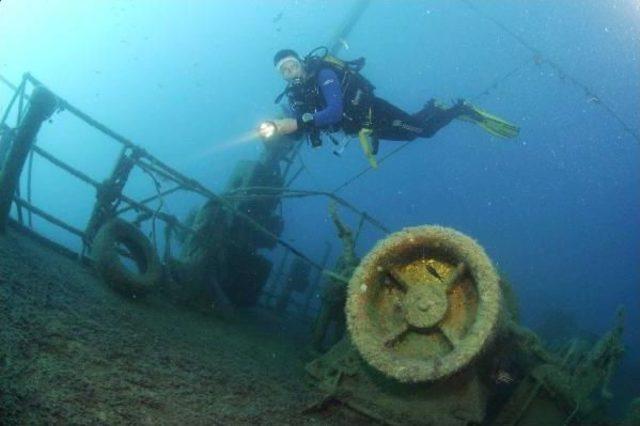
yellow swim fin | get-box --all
[458,103,520,139]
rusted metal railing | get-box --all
[0,73,388,284]
[0,86,57,232]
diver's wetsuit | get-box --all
[291,67,462,142]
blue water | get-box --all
[1,0,638,414]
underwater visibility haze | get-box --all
[0,0,639,424]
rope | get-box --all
[331,3,638,194]
[138,161,165,252]
[116,185,182,215]
[331,58,532,194]
[224,185,390,234]
[469,57,534,101]
[460,0,640,144]
[332,139,410,194]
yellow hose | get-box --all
[358,128,378,169]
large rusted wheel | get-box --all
[346,226,502,383]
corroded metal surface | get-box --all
[0,87,57,231]
[346,225,502,382]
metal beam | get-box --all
[13,196,85,238]
[0,87,57,232]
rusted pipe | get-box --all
[0,86,57,232]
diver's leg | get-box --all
[413,98,469,138]
[370,98,424,141]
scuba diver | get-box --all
[259,47,519,167]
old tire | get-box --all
[92,218,162,296]
[346,225,502,383]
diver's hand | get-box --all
[258,118,298,139]
[273,118,298,135]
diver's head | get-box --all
[274,49,304,82]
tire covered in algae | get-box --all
[92,218,162,296]
[346,225,502,383]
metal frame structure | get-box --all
[0,73,386,256]
[0,73,390,324]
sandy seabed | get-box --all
[0,228,366,425]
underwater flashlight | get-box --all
[258,121,277,139]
